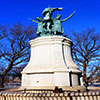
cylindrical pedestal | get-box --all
[21,36,82,89]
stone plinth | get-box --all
[21,36,82,89]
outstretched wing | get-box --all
[61,11,75,22]
[29,18,39,23]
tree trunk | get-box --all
[83,65,88,91]
[0,61,13,88]
[0,75,5,88]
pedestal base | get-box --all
[21,36,82,89]
[22,71,81,89]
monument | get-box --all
[21,6,82,89]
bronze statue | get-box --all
[30,6,75,37]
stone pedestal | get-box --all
[21,36,82,89]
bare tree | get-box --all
[0,23,36,87]
[70,28,100,88]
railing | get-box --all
[19,89,54,93]
[0,90,100,100]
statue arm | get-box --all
[29,18,39,23]
[56,7,63,11]
[52,7,63,12]
[61,11,75,22]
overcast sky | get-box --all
[0,0,100,33]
